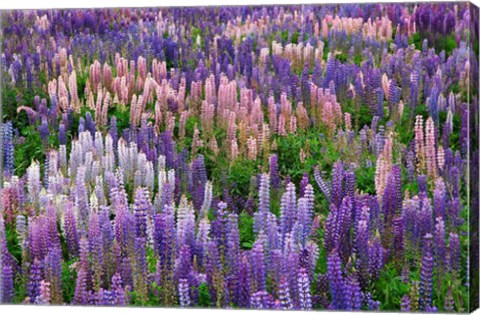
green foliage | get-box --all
[198,282,212,307]
[61,259,77,303]
[239,212,254,249]
[5,223,22,263]
[375,264,410,310]
[14,124,44,176]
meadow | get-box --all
[0,3,478,311]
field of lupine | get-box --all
[0,3,478,312]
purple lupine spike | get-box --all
[382,165,402,231]
[345,274,362,310]
[434,217,446,273]
[2,264,14,303]
[251,239,266,293]
[393,216,404,263]
[297,267,312,310]
[178,278,190,307]
[368,231,385,280]
[296,198,311,245]
[364,292,381,310]
[58,123,67,146]
[134,187,151,239]
[205,240,222,305]
[250,290,274,309]
[315,273,330,309]
[28,259,43,303]
[176,245,192,281]
[39,117,50,142]
[419,233,434,311]
[111,273,127,306]
[331,161,344,208]
[327,249,345,310]
[444,288,454,312]
[226,213,240,301]
[44,247,62,304]
[448,232,460,272]
[277,276,293,310]
[133,237,148,299]
[1,121,14,176]
[417,175,428,196]
[154,205,176,270]
[237,253,251,308]
[299,173,310,198]
[195,218,210,269]
[313,166,331,202]
[269,154,281,190]
[401,294,411,311]
[280,182,296,240]
[344,171,356,199]
[433,178,446,219]
[355,207,370,287]
[74,237,91,305]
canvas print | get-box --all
[0,2,478,312]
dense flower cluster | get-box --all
[0,3,478,312]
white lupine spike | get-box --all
[103,152,115,173]
[158,155,166,170]
[84,151,94,179]
[59,145,67,173]
[200,181,213,218]
[167,169,175,186]
[94,131,104,158]
[134,170,143,190]
[79,131,93,154]
[27,161,41,204]
[145,162,155,191]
